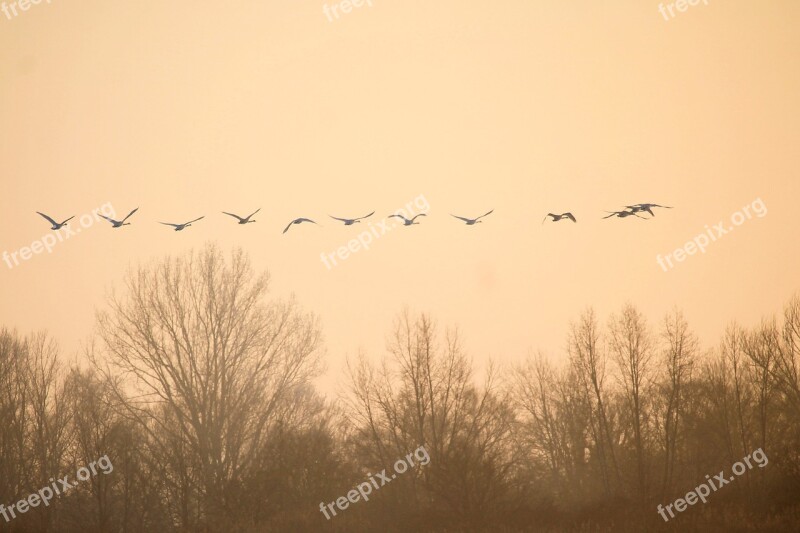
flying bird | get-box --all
[99,207,139,228]
[37,212,74,230]
[329,211,375,225]
[159,217,205,231]
[603,210,646,219]
[223,208,260,224]
[389,214,427,226]
[543,212,576,224]
[625,203,673,217]
[451,210,494,225]
[283,218,317,234]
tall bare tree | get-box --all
[608,304,653,499]
[346,311,518,530]
[567,308,619,496]
[95,244,322,531]
[656,309,697,497]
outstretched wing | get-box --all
[602,212,617,219]
[297,218,317,225]
[98,213,117,224]
[185,216,204,225]
[120,207,139,223]
[355,211,375,221]
[476,209,494,220]
[282,220,295,234]
[247,208,261,218]
[451,214,471,223]
[223,211,245,222]
[159,222,179,228]
[410,214,427,222]
[329,215,349,222]
[61,216,75,225]
[565,212,576,222]
[37,212,58,226]
[388,214,407,222]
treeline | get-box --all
[1,245,798,532]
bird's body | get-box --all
[603,210,645,219]
[389,213,427,226]
[329,211,375,225]
[625,203,673,217]
[37,212,74,230]
[223,209,260,225]
[283,218,317,233]
[159,217,204,231]
[100,208,139,228]
[451,210,494,225]
[543,212,576,224]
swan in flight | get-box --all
[37,212,75,230]
[603,210,646,219]
[99,208,139,228]
[625,203,673,217]
[223,208,260,224]
[389,214,427,226]
[159,217,205,231]
[283,218,318,234]
[329,211,375,225]
[451,210,494,225]
[543,212,576,224]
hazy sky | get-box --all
[2,0,799,394]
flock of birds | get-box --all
[34,203,672,233]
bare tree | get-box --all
[26,333,72,532]
[345,311,518,529]
[567,308,619,495]
[749,295,800,417]
[608,304,654,499]
[95,244,322,531]
[656,309,697,497]
[513,354,593,503]
[722,323,752,460]
[0,329,32,523]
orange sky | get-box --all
[2,0,799,394]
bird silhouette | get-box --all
[223,209,260,224]
[389,214,427,226]
[37,212,75,230]
[543,212,576,224]
[625,204,673,217]
[329,211,375,225]
[159,217,205,231]
[283,218,317,234]
[451,210,494,225]
[603,210,646,219]
[99,208,139,228]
